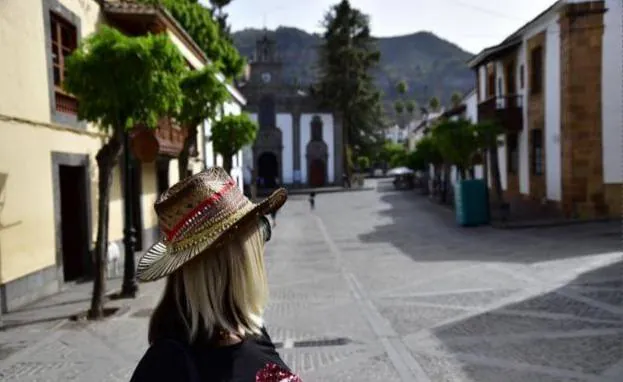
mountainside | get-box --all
[232,27,475,112]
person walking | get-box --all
[308,192,316,210]
[130,167,300,382]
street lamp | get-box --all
[121,131,138,297]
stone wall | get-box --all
[559,1,610,218]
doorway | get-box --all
[309,159,326,187]
[58,165,90,282]
[258,152,279,188]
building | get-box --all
[468,0,622,219]
[238,34,344,188]
[384,124,409,145]
[0,0,243,313]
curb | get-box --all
[492,217,621,230]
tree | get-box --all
[356,156,370,171]
[396,80,408,96]
[405,100,416,114]
[138,0,245,79]
[64,26,186,319]
[429,96,441,112]
[313,0,383,174]
[450,91,463,108]
[210,114,258,173]
[394,100,404,115]
[177,66,229,179]
[379,141,406,164]
[431,119,479,179]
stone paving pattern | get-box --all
[0,179,621,381]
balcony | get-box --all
[478,95,523,132]
[131,118,187,160]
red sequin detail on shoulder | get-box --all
[256,363,302,382]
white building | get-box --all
[468,0,622,218]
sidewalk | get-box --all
[0,276,164,363]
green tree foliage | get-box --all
[64,26,186,319]
[389,150,408,168]
[405,149,427,171]
[356,156,370,171]
[394,100,404,114]
[177,66,230,178]
[313,0,383,170]
[405,100,416,114]
[211,114,258,173]
[379,141,406,164]
[431,119,479,179]
[414,135,443,166]
[139,0,244,79]
[428,96,441,112]
[450,91,462,108]
[396,80,408,95]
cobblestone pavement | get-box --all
[0,179,621,381]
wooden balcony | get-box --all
[131,118,187,160]
[478,95,523,132]
[155,118,187,157]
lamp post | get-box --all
[121,131,138,297]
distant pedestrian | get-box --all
[270,210,277,227]
[309,192,316,210]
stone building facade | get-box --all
[468,0,622,220]
[239,34,344,188]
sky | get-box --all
[223,0,559,54]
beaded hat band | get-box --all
[136,167,287,282]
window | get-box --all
[505,62,516,94]
[507,133,519,174]
[311,116,323,141]
[50,12,78,114]
[487,72,496,97]
[530,46,543,95]
[258,95,275,128]
[519,64,525,89]
[50,12,77,89]
[531,129,544,175]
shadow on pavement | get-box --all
[359,188,622,264]
[415,260,623,380]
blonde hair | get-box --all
[148,224,268,344]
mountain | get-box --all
[232,27,476,115]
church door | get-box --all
[258,152,279,188]
[309,159,326,188]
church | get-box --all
[239,34,344,189]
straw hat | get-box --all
[136,167,287,282]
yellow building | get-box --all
[0,0,243,312]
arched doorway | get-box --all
[309,159,326,187]
[258,152,279,188]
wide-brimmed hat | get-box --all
[136,167,287,282]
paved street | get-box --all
[1,179,622,381]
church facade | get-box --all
[239,34,344,188]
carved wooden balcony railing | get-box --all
[131,118,187,161]
[155,118,187,157]
[478,94,523,132]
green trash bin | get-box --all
[454,179,489,226]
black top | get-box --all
[130,329,300,382]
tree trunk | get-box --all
[89,136,122,320]
[178,124,197,180]
[222,154,233,174]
